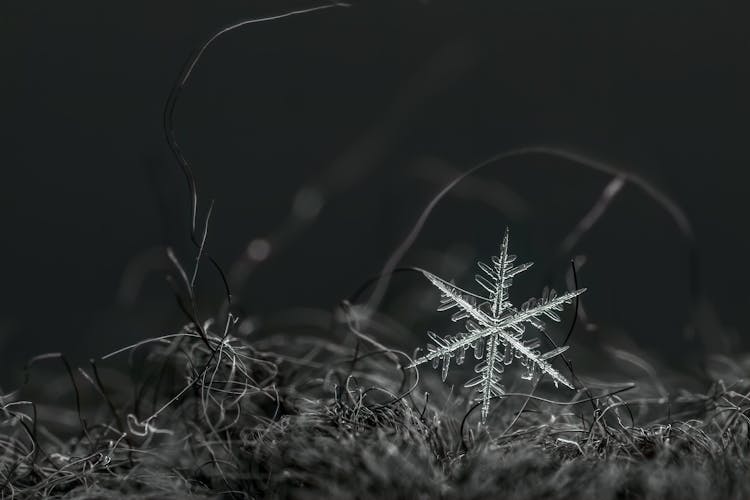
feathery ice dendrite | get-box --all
[411,228,585,423]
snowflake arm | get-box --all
[512,288,586,324]
[476,228,534,317]
[421,271,494,327]
[467,332,504,423]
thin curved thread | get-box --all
[365,146,697,315]
[459,384,636,449]
[563,261,580,346]
[162,3,347,308]
[164,2,346,233]
[501,260,586,437]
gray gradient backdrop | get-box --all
[1,1,748,382]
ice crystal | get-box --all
[410,228,586,423]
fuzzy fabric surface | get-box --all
[1,316,749,500]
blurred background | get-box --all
[1,0,748,385]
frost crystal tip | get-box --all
[410,228,585,424]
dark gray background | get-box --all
[1,1,748,383]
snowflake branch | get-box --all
[413,228,586,423]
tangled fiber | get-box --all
[2,311,749,499]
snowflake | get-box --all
[410,228,586,423]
